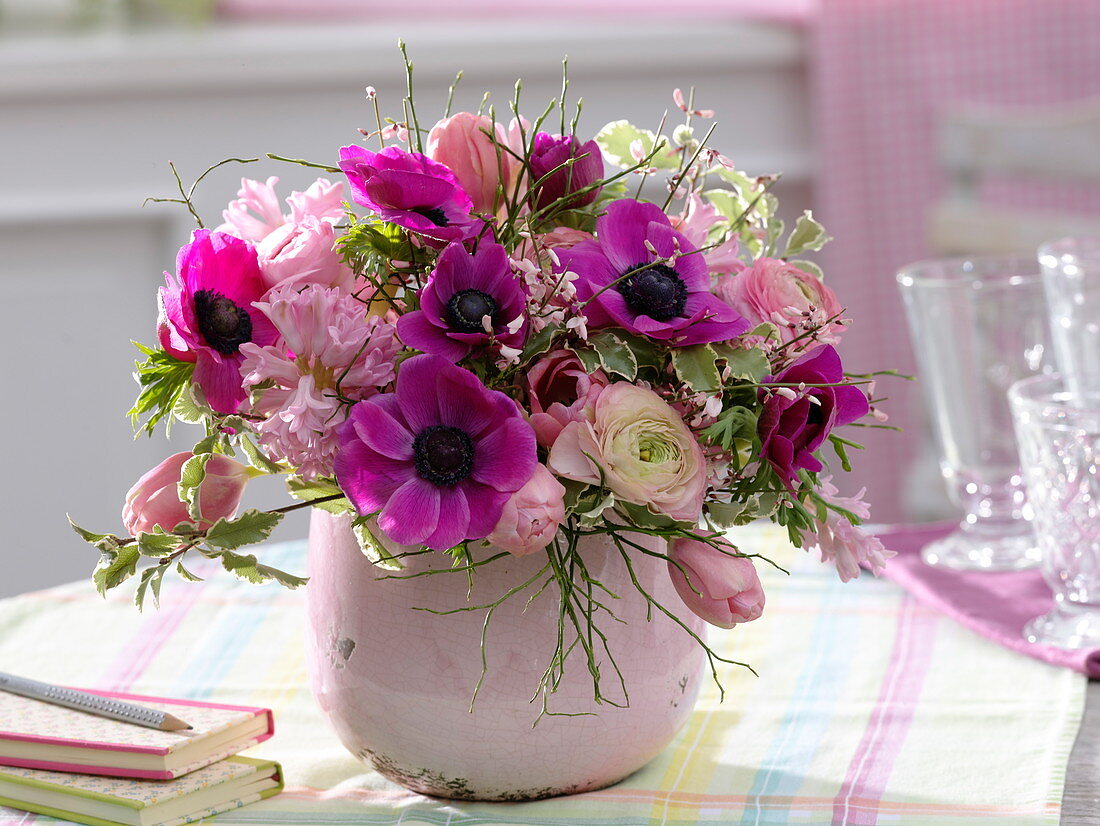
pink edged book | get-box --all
[0,688,274,779]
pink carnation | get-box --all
[240,284,401,479]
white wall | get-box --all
[0,19,810,596]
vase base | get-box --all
[359,746,630,801]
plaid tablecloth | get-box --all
[0,525,1085,825]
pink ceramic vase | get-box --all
[306,510,706,801]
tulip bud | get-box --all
[667,537,765,628]
[427,112,522,216]
[122,452,250,536]
[528,133,604,212]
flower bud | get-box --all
[427,112,522,216]
[487,465,567,556]
[528,133,604,211]
[122,452,250,535]
[667,537,765,628]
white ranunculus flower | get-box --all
[548,383,706,522]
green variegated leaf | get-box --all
[706,493,780,528]
[702,189,746,223]
[192,434,219,455]
[351,518,405,571]
[713,344,771,381]
[134,566,157,611]
[93,546,140,596]
[764,217,785,258]
[520,323,560,363]
[589,332,637,380]
[594,120,678,170]
[217,550,266,584]
[239,435,284,474]
[569,345,603,376]
[68,516,125,553]
[177,453,210,522]
[203,509,283,550]
[136,532,181,558]
[615,500,682,531]
[286,477,353,515]
[671,344,721,392]
[790,258,826,281]
[175,561,204,583]
[172,384,208,425]
[784,211,832,257]
[255,564,309,589]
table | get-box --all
[1065,680,1100,825]
[0,527,1089,826]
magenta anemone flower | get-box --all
[396,242,528,362]
[157,229,278,414]
[758,345,869,487]
[334,354,538,551]
[557,199,749,346]
[528,132,604,212]
[338,145,480,243]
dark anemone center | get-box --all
[411,206,450,227]
[618,263,688,322]
[446,289,498,334]
[193,289,253,355]
[413,425,475,487]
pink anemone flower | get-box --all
[157,229,278,414]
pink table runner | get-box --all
[876,523,1100,678]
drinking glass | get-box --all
[1009,374,1100,648]
[897,257,1050,571]
[1039,237,1100,396]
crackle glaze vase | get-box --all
[306,509,706,801]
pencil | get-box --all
[0,672,192,732]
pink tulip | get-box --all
[487,465,567,556]
[427,112,522,216]
[667,537,765,628]
[122,452,250,535]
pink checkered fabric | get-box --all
[814,0,1100,520]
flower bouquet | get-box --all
[71,51,894,797]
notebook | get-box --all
[0,755,282,826]
[0,689,274,779]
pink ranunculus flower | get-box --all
[667,537,765,628]
[487,464,567,556]
[122,452,250,536]
[427,112,523,216]
[254,216,354,293]
[526,349,608,448]
[715,257,845,347]
[549,383,706,522]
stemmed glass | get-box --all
[897,256,1050,571]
